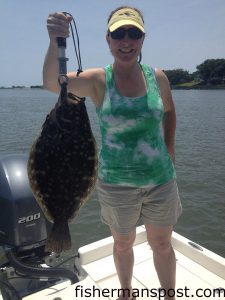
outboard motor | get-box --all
[0,154,78,299]
[0,154,50,250]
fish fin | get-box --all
[45,220,71,253]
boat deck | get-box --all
[23,226,225,299]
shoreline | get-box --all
[171,86,225,90]
[0,86,44,90]
[1,86,225,91]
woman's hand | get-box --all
[47,12,72,42]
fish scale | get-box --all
[27,91,98,253]
[28,16,98,253]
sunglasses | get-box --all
[109,27,144,40]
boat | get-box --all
[22,225,225,300]
[0,154,224,300]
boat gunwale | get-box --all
[78,226,225,280]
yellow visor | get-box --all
[108,8,145,33]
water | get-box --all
[0,88,224,260]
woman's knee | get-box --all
[149,238,173,255]
[145,224,173,256]
[111,228,136,252]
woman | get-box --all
[44,6,182,300]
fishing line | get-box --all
[57,12,85,103]
[63,12,83,76]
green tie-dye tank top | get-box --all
[96,64,175,187]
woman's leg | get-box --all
[145,224,176,300]
[111,228,136,300]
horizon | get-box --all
[0,58,221,89]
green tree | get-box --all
[163,69,193,85]
[196,59,225,83]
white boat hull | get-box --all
[21,226,225,299]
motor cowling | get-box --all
[0,154,51,251]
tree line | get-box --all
[1,58,224,89]
[163,59,225,86]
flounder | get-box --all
[27,83,98,253]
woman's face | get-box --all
[107,25,145,65]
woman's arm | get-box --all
[155,68,176,164]
[43,12,105,107]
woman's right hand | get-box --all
[46,12,72,42]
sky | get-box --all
[0,0,225,87]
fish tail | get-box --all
[45,220,71,253]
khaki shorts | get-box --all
[96,179,182,234]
